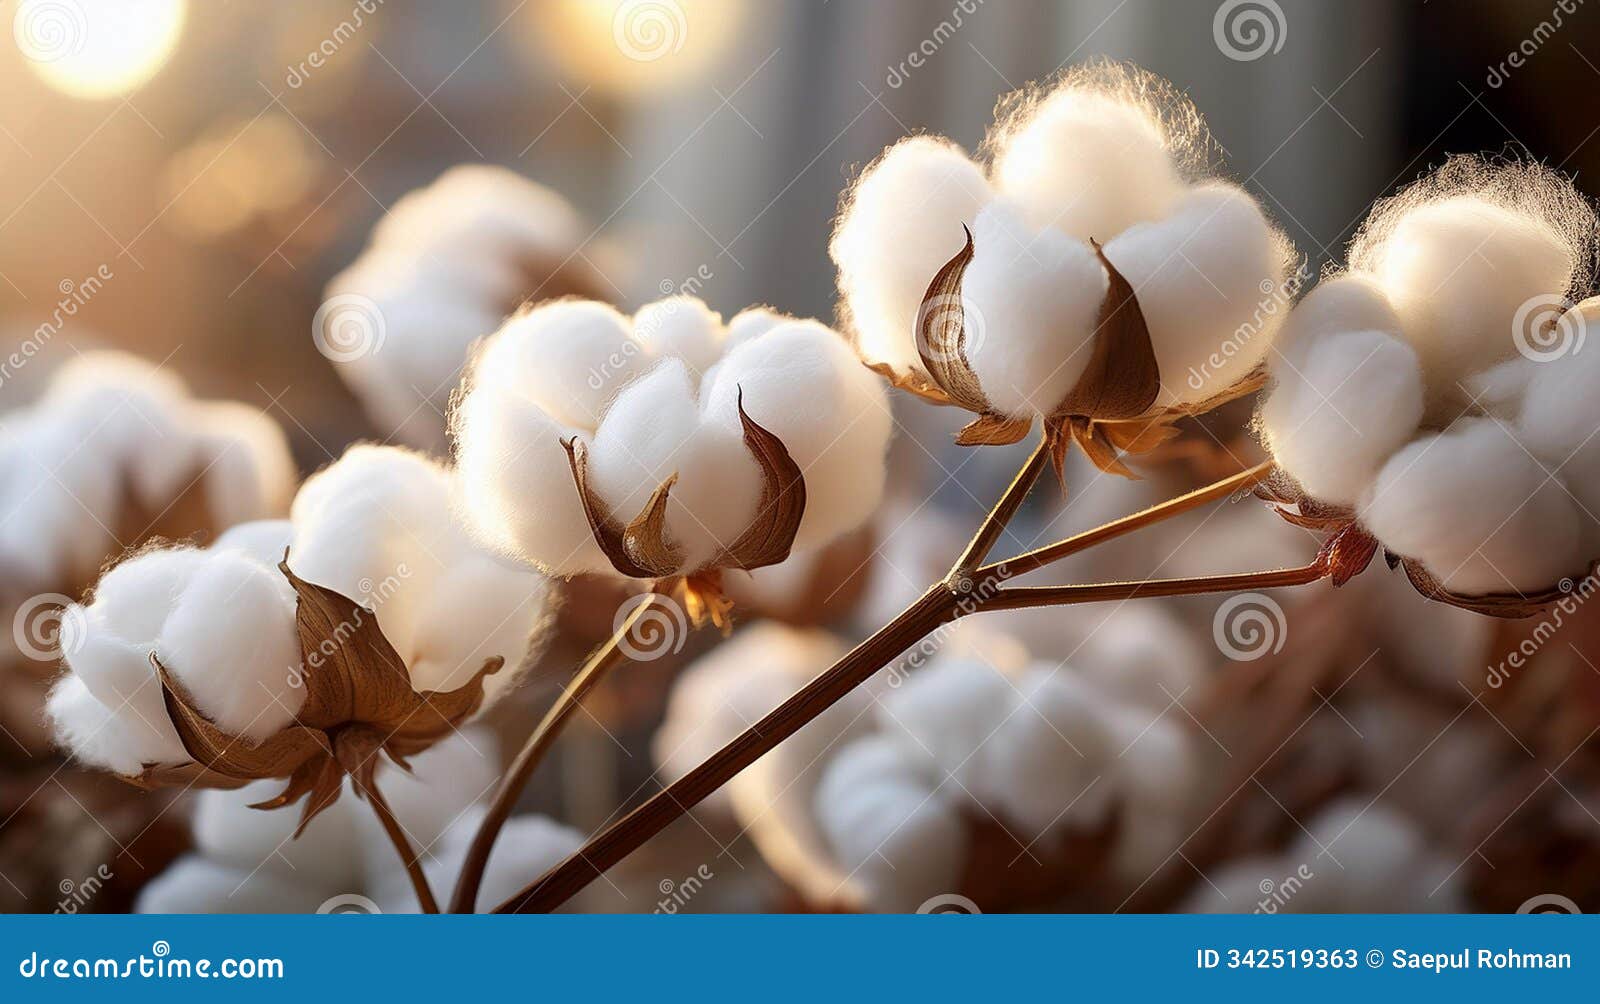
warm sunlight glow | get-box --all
[15,0,186,100]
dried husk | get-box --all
[136,556,502,834]
[885,227,1268,480]
[1256,471,1592,617]
[562,387,807,627]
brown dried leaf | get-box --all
[1321,526,1379,587]
[1069,418,1137,479]
[155,657,329,781]
[955,413,1033,447]
[864,361,952,407]
[562,438,684,578]
[718,390,807,572]
[914,225,991,414]
[278,561,416,730]
[622,475,682,575]
[1049,241,1161,422]
[1398,557,1591,619]
[385,657,504,757]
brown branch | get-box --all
[980,558,1330,612]
[448,589,671,913]
[946,434,1052,581]
[362,779,438,914]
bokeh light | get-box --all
[15,0,186,100]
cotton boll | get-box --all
[374,165,583,268]
[631,297,725,377]
[979,668,1118,837]
[1271,274,1402,373]
[1104,183,1290,404]
[190,779,364,890]
[1362,418,1582,593]
[1462,355,1540,421]
[959,200,1106,417]
[1294,799,1426,911]
[588,360,761,570]
[1069,603,1209,711]
[47,674,186,774]
[1373,196,1574,384]
[188,401,296,525]
[157,552,303,743]
[701,322,892,552]
[1262,329,1426,505]
[135,855,329,914]
[725,306,791,349]
[1102,706,1196,878]
[876,654,1018,792]
[654,624,850,816]
[453,387,604,577]
[991,88,1186,241]
[813,735,967,913]
[831,137,993,375]
[477,300,640,430]
[406,557,549,700]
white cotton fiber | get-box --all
[46,674,184,776]
[191,778,364,890]
[213,519,293,566]
[588,360,761,570]
[1271,274,1402,370]
[156,550,303,743]
[1262,328,1426,506]
[813,734,967,913]
[701,321,892,551]
[406,558,550,699]
[653,624,849,816]
[990,87,1186,242]
[135,855,329,914]
[188,400,296,527]
[830,137,994,375]
[481,300,639,431]
[1069,603,1209,711]
[631,296,726,378]
[1104,182,1290,404]
[978,668,1118,837]
[1462,355,1539,420]
[1104,709,1196,878]
[1372,196,1574,383]
[959,199,1106,417]
[1361,418,1582,593]
[876,654,1018,794]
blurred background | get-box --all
[3,0,1600,914]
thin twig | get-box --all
[946,435,1052,581]
[448,589,670,913]
[975,460,1274,583]
[981,558,1329,612]
[362,780,438,914]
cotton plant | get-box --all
[832,58,1295,473]
[452,295,892,625]
[325,165,610,452]
[137,728,581,914]
[1183,799,1466,913]
[0,350,294,596]
[1259,156,1600,609]
[47,444,554,912]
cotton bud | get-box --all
[325,165,608,451]
[1259,156,1600,608]
[50,445,553,833]
[833,59,1293,473]
[453,296,890,625]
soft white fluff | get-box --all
[137,729,584,914]
[813,735,968,913]
[51,446,552,774]
[326,165,592,452]
[652,623,850,816]
[1262,159,1600,592]
[1361,419,1581,594]
[454,298,891,578]
[0,351,293,592]
[832,62,1293,415]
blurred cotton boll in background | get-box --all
[15,0,186,100]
